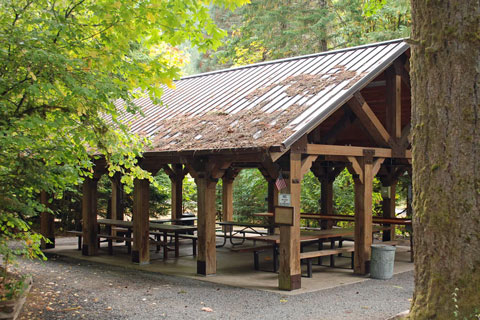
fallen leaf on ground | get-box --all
[280,299,288,303]
[45,306,54,311]
[61,306,82,312]
[201,307,213,312]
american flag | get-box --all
[275,172,287,191]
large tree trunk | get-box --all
[409,1,480,319]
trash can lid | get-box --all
[371,244,396,251]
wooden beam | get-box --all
[196,175,217,276]
[171,164,184,221]
[386,65,402,140]
[40,191,55,249]
[382,181,397,241]
[222,175,234,224]
[162,164,174,178]
[347,93,392,147]
[320,177,334,229]
[261,155,280,179]
[82,177,98,256]
[353,156,374,275]
[301,155,318,177]
[347,156,364,184]
[111,173,124,221]
[372,158,385,177]
[306,144,411,158]
[278,152,301,291]
[132,178,150,264]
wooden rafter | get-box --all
[347,92,392,147]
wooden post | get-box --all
[40,191,55,249]
[132,178,150,264]
[222,176,234,223]
[111,173,124,221]
[171,164,184,221]
[196,175,217,275]
[279,152,301,290]
[353,152,374,274]
[382,181,397,241]
[267,179,278,228]
[386,64,402,140]
[82,177,98,256]
[320,177,334,229]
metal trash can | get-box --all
[370,244,396,280]
[180,212,196,226]
[180,212,196,235]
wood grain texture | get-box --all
[132,178,150,264]
[82,178,98,256]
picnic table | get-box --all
[248,226,391,273]
[97,219,197,259]
[216,221,275,247]
[300,213,412,225]
[150,216,197,224]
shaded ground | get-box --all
[17,253,412,320]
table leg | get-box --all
[175,232,179,257]
[330,239,335,267]
[163,231,168,260]
[216,229,227,248]
[127,229,132,254]
[273,244,278,273]
[318,241,323,265]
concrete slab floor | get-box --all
[47,237,414,296]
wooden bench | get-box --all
[165,233,197,256]
[97,234,166,255]
[67,230,83,250]
[97,234,134,255]
[300,247,355,278]
[230,245,275,271]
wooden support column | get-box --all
[222,174,234,223]
[381,181,397,241]
[40,191,55,249]
[111,173,124,221]
[82,177,98,256]
[196,174,217,276]
[132,178,150,264]
[267,179,278,230]
[170,164,184,221]
[320,178,334,229]
[386,63,402,140]
[279,152,302,291]
[352,151,374,274]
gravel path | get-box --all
[17,253,412,320]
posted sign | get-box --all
[278,194,291,206]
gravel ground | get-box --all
[16,253,413,320]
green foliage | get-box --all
[301,172,321,213]
[0,213,44,300]
[190,0,411,71]
[0,0,247,285]
[232,169,267,222]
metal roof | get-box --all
[115,39,409,153]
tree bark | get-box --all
[409,1,480,318]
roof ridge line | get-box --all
[180,38,407,81]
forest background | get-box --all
[47,0,412,231]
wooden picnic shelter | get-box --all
[42,39,412,291]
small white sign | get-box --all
[278,194,291,206]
